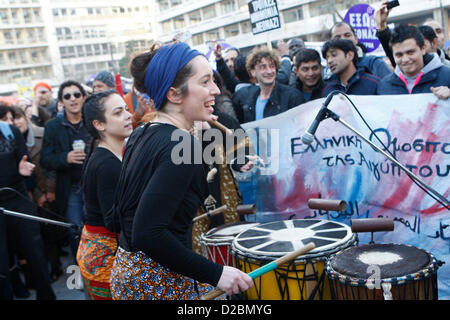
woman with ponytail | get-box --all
[76,90,132,299]
[109,42,253,300]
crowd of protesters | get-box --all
[0,1,449,300]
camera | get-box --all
[386,0,400,10]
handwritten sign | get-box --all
[344,4,380,53]
[239,94,450,299]
[247,0,281,35]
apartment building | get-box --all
[0,0,51,95]
[154,0,450,55]
[0,0,157,96]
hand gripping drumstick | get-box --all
[192,205,228,223]
[201,242,316,300]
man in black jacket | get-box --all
[40,80,90,261]
[232,47,304,124]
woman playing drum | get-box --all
[109,42,253,300]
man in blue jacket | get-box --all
[322,39,380,97]
[377,25,450,99]
[328,21,392,80]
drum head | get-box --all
[202,222,260,244]
[330,244,433,280]
[232,219,354,259]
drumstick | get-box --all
[236,204,257,215]
[192,205,228,223]
[206,167,218,182]
[201,242,316,300]
[209,119,233,136]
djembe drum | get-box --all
[231,219,356,300]
[326,243,440,300]
[200,221,260,266]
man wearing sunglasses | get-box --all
[41,80,91,261]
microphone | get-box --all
[301,91,340,144]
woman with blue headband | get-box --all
[109,42,253,300]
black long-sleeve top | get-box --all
[82,147,121,232]
[113,123,223,286]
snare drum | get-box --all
[231,219,356,300]
[200,222,259,266]
[326,243,439,300]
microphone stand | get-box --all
[0,207,78,230]
[317,108,450,207]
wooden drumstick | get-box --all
[308,198,347,212]
[206,167,218,182]
[201,242,316,300]
[209,119,233,136]
[236,204,257,215]
[192,205,228,223]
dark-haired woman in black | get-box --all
[76,90,132,299]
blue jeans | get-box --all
[66,185,84,262]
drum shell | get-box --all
[232,248,330,300]
[232,235,356,300]
[230,219,357,300]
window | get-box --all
[64,27,72,40]
[52,9,59,17]
[101,43,108,54]
[94,44,101,55]
[15,30,23,44]
[205,29,220,41]
[309,1,330,17]
[162,20,172,33]
[85,45,93,56]
[171,0,182,7]
[23,9,32,23]
[33,9,42,22]
[3,31,13,44]
[224,23,239,38]
[188,10,201,25]
[11,10,20,24]
[174,15,185,29]
[203,5,216,20]
[8,51,17,64]
[192,33,204,46]
[283,10,297,23]
[76,45,85,57]
[158,0,169,11]
[222,0,236,15]
[240,21,251,34]
[0,10,10,25]
[27,30,36,42]
[18,51,27,64]
[31,50,39,63]
[37,28,45,41]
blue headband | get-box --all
[144,42,202,110]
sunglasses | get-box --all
[63,92,82,100]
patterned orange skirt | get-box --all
[110,247,217,300]
[76,225,118,300]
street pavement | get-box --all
[17,247,86,300]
